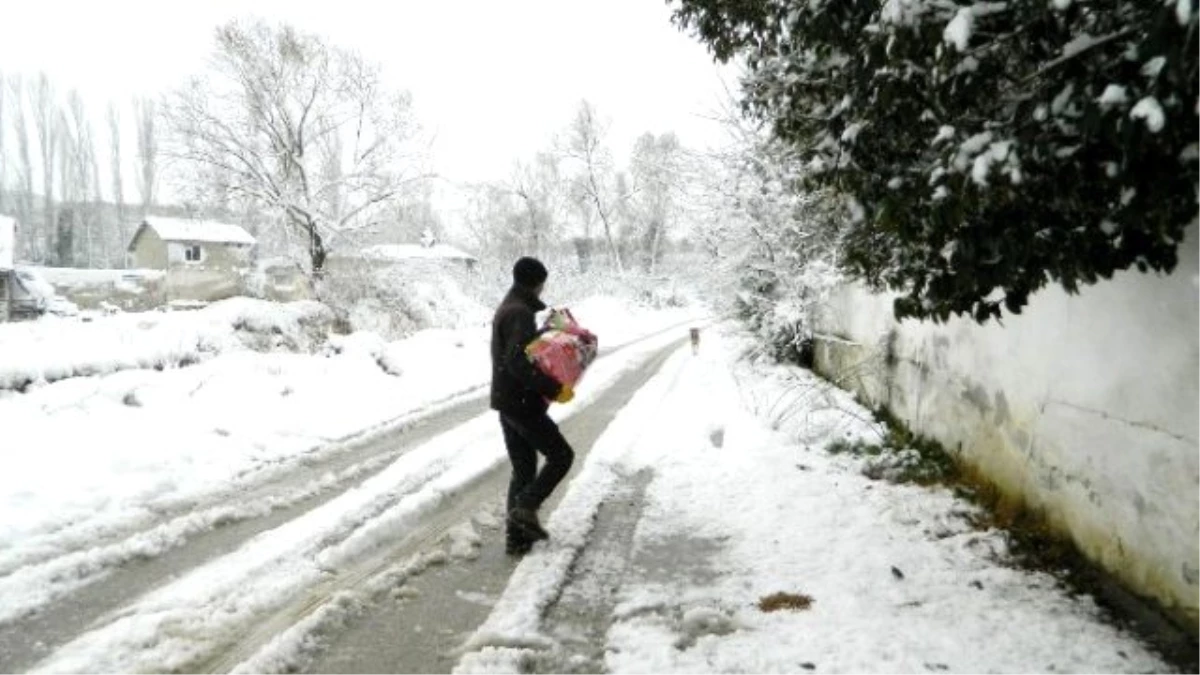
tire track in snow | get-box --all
[0,397,486,673]
[240,342,689,675]
[0,320,706,674]
[204,340,690,674]
[18,324,700,667]
[1,316,701,585]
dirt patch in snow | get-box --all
[757,591,814,613]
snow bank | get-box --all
[0,298,333,390]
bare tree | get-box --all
[132,97,157,217]
[0,70,6,216]
[56,111,75,267]
[462,181,517,260]
[56,90,100,267]
[509,151,563,257]
[562,100,624,273]
[10,77,35,258]
[380,178,442,245]
[107,102,127,264]
[629,132,684,273]
[31,73,58,260]
[164,20,424,276]
[567,173,598,272]
[90,123,103,266]
[316,128,343,231]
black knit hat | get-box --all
[513,256,548,288]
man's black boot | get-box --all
[505,535,534,556]
[508,506,549,541]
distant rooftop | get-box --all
[130,217,256,250]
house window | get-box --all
[184,245,203,262]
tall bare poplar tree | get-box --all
[107,103,127,264]
[10,77,35,258]
[132,97,157,218]
[563,100,623,273]
[0,70,7,216]
[31,73,58,260]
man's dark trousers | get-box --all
[500,411,574,524]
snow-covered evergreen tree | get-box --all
[672,0,1199,321]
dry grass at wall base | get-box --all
[821,400,1199,671]
[758,592,814,613]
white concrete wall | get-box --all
[812,227,1199,627]
[165,243,252,302]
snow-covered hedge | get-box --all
[318,262,489,340]
[674,0,1198,322]
[0,299,334,391]
[692,126,846,366]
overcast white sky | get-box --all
[0,0,733,193]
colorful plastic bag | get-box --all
[526,308,598,392]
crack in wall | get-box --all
[1041,399,1198,447]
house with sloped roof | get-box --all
[128,217,257,302]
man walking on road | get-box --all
[491,257,576,555]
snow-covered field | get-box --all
[456,326,1170,674]
[0,294,701,636]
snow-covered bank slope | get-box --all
[457,327,1169,674]
[0,299,333,390]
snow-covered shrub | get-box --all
[211,298,334,352]
[317,261,488,340]
[696,129,846,366]
[827,432,956,486]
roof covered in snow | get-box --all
[130,217,257,251]
[0,215,15,271]
[356,244,478,263]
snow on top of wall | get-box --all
[139,217,257,247]
[36,267,165,289]
[357,244,478,262]
[0,215,15,271]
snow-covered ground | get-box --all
[0,294,701,635]
[18,312,696,673]
[456,326,1170,674]
[5,294,1168,674]
[0,297,334,390]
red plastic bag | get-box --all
[526,308,598,391]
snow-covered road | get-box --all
[0,297,703,673]
[2,311,1181,673]
[456,327,1176,674]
